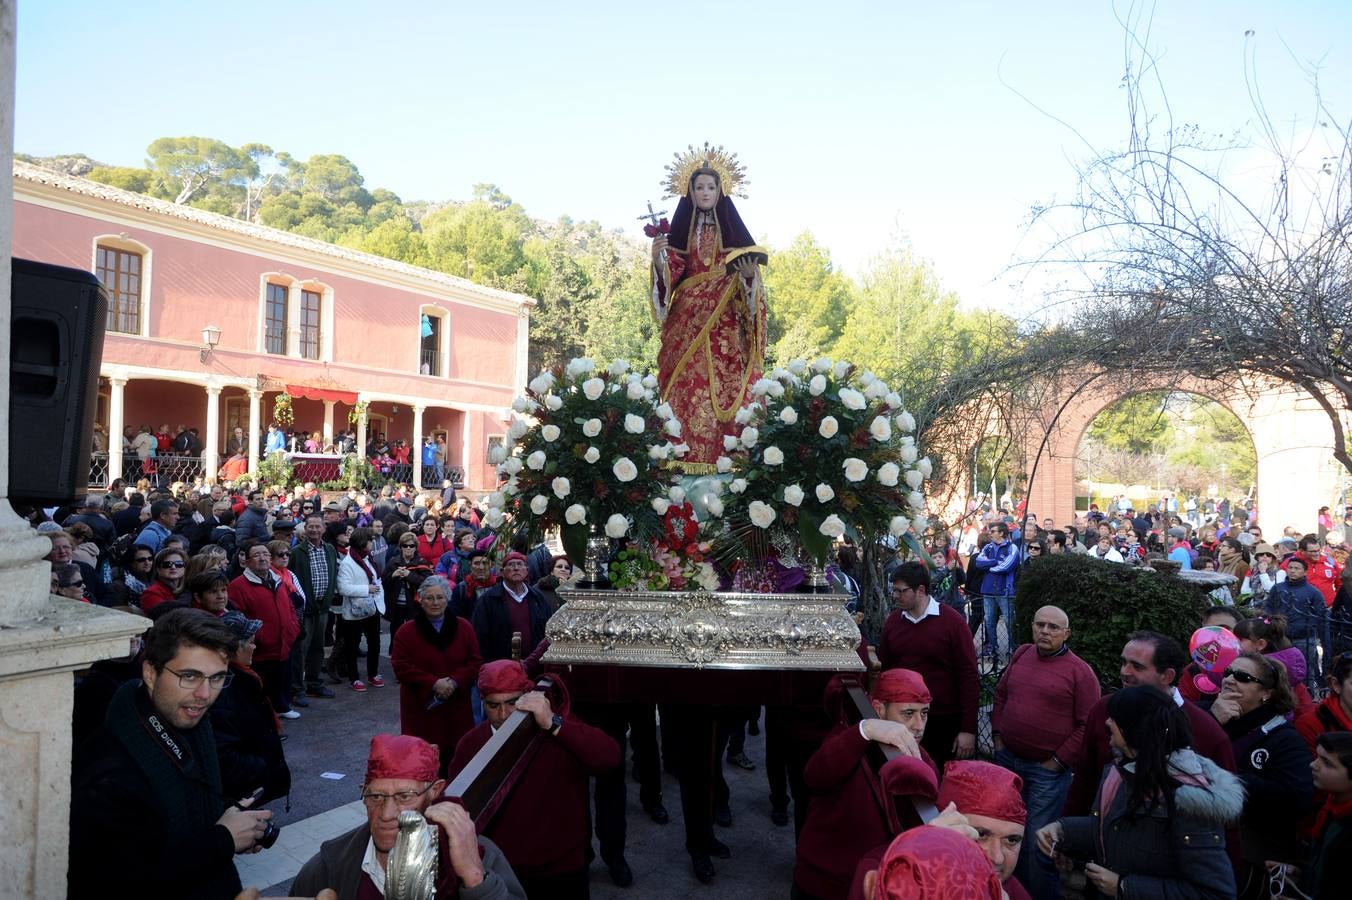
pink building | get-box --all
[11,161,532,493]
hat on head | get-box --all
[271,518,296,531]
[503,551,529,566]
[36,521,64,534]
[478,659,533,696]
[1253,543,1278,559]
[323,501,342,512]
[937,760,1026,825]
[1168,526,1187,539]
[874,825,1004,899]
[220,609,263,642]
[366,734,440,784]
[871,668,931,706]
[1327,530,1345,547]
[1275,537,1298,549]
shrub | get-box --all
[254,451,295,490]
[1013,553,1209,691]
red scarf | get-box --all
[465,573,497,595]
[350,548,376,584]
[1313,792,1352,839]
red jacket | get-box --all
[447,705,620,878]
[416,535,452,569]
[390,615,481,763]
[138,581,181,613]
[228,572,300,661]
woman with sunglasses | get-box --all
[138,547,189,612]
[1210,651,1314,898]
[383,532,432,647]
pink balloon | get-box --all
[1189,625,1241,676]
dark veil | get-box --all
[666,193,758,256]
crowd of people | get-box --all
[37,471,1352,898]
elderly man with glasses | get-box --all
[229,539,301,720]
[292,733,525,900]
[989,606,1099,899]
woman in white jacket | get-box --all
[336,527,385,692]
[1088,533,1126,563]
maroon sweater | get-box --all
[876,603,979,732]
[447,713,620,878]
[1064,690,1237,816]
[991,644,1101,764]
[794,723,938,900]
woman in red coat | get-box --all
[391,574,482,774]
[414,515,452,569]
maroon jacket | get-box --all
[447,704,620,878]
[228,572,299,662]
[794,723,938,900]
[390,614,481,764]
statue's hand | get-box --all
[651,236,668,262]
[734,255,758,280]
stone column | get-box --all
[107,376,127,483]
[356,403,369,459]
[203,385,221,481]
[322,399,335,447]
[412,404,425,489]
[247,389,262,475]
[0,6,150,895]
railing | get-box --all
[377,463,464,489]
[87,452,109,488]
[419,348,439,376]
[118,454,206,487]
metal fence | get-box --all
[380,463,465,489]
[116,455,206,487]
[87,453,109,489]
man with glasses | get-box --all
[292,733,525,899]
[229,540,301,719]
[990,606,1098,899]
[291,514,338,701]
[70,608,273,899]
[470,552,552,664]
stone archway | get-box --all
[1018,373,1344,534]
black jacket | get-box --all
[111,504,144,537]
[209,663,291,805]
[470,581,552,662]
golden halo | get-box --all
[662,142,749,200]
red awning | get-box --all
[285,384,359,405]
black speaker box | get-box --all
[9,258,107,506]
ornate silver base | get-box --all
[577,531,611,589]
[543,587,863,671]
[799,561,832,593]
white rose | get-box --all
[723,434,738,451]
[501,456,523,475]
[907,490,925,511]
[896,411,917,432]
[696,563,720,591]
[648,444,668,461]
[900,435,915,446]
[489,445,507,464]
[809,374,827,396]
[740,426,759,448]
[530,495,549,515]
[545,394,564,411]
[552,477,571,499]
[818,416,839,438]
[833,361,851,379]
[884,391,903,409]
[487,491,505,509]
[608,358,630,377]
[780,406,799,425]
[729,478,748,494]
[751,378,775,398]
[877,462,900,486]
[669,485,686,504]
[582,418,602,437]
[838,388,866,410]
[502,478,520,496]
[582,378,605,401]
[655,402,674,420]
[564,503,587,525]
[529,372,556,395]
[664,419,682,437]
[565,357,595,379]
[819,514,846,538]
[624,413,645,434]
[771,367,792,381]
[767,381,784,398]
[526,450,547,471]
[484,508,505,528]
[748,500,776,529]
[783,484,805,506]
[508,419,529,440]
[889,515,910,537]
[815,483,835,503]
[540,424,561,442]
[812,357,833,373]
[788,359,807,375]
[735,406,753,425]
[859,371,876,387]
[917,457,933,477]
[512,397,530,413]
[705,495,724,517]
[869,416,892,441]
[627,380,646,400]
[652,497,671,515]
[605,513,629,539]
[843,458,869,482]
[904,469,924,489]
[584,446,600,464]
[912,514,929,534]
[900,444,918,464]
[642,374,658,389]
[864,380,888,400]
[764,446,785,466]
[716,456,733,473]
[613,457,638,482]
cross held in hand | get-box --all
[638,200,668,227]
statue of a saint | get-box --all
[650,144,769,468]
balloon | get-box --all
[1189,625,1241,694]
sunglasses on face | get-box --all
[1223,667,1269,686]
[159,560,186,569]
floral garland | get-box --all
[717,358,931,563]
[347,400,369,427]
[485,358,687,565]
[273,392,295,429]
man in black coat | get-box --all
[211,610,291,804]
[64,493,117,550]
[69,608,274,900]
[470,551,552,662]
[111,491,146,537]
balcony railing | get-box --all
[419,348,439,376]
[88,453,109,488]
[379,463,464,489]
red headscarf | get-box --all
[874,825,1004,899]
[937,760,1027,825]
[872,668,931,705]
[503,551,528,566]
[477,659,533,696]
[366,734,439,784]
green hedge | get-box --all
[1013,553,1209,691]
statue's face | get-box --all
[691,173,720,211]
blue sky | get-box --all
[15,1,1351,310]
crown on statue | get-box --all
[662,142,749,200]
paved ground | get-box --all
[245,630,798,898]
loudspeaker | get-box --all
[9,258,107,506]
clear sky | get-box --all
[15,1,1351,311]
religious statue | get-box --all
[648,144,769,468]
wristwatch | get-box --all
[549,714,563,736]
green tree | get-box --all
[146,136,256,206]
[763,232,854,366]
[1085,391,1173,455]
[420,185,532,286]
[85,165,163,196]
